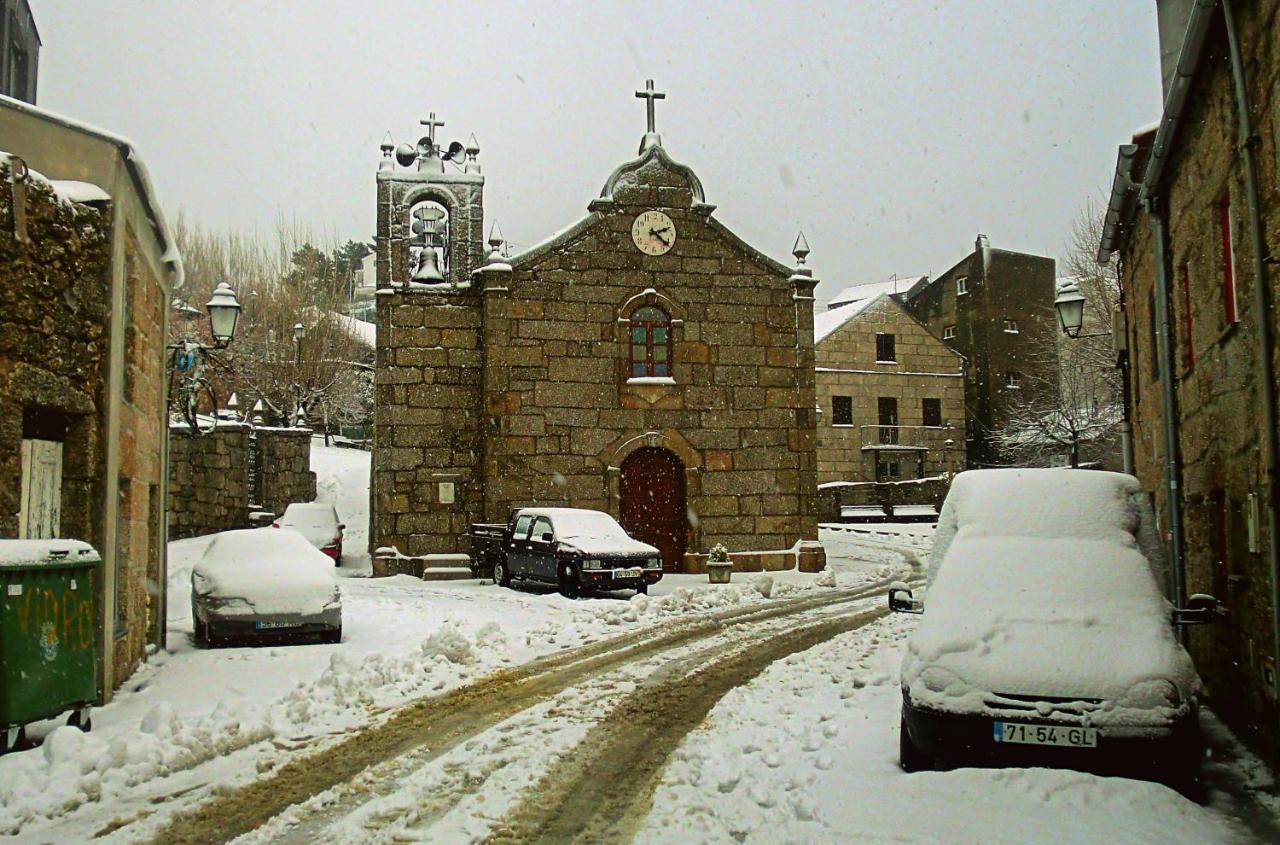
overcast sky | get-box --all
[34,0,1161,304]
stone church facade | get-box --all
[371,89,823,571]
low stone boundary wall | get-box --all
[167,423,316,540]
[682,540,826,575]
[167,422,250,539]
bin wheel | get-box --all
[0,725,26,755]
[68,709,92,733]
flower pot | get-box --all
[707,561,733,584]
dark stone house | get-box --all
[371,87,824,573]
[899,237,1059,467]
[1098,0,1280,763]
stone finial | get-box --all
[252,399,264,426]
[792,231,810,266]
[379,132,394,171]
[465,133,481,174]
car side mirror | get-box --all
[540,531,554,544]
[1173,593,1218,626]
[888,581,922,615]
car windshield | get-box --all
[280,504,337,529]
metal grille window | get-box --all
[832,395,853,425]
[629,305,672,378]
[875,333,896,362]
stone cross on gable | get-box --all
[635,80,665,134]
[420,112,445,146]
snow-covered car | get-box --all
[890,469,1217,791]
[484,507,664,597]
[273,502,345,563]
[191,528,343,646]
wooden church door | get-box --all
[619,447,687,572]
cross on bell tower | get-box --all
[635,79,666,152]
[420,111,445,147]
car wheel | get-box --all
[636,582,649,596]
[558,564,580,599]
[899,718,932,772]
[494,559,512,587]
[67,709,92,733]
[0,726,27,755]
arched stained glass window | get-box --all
[630,305,672,378]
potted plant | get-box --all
[707,543,732,584]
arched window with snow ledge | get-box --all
[629,305,672,379]
[408,199,450,278]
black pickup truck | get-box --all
[471,507,663,597]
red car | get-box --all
[273,502,345,563]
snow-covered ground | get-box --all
[0,441,910,841]
[637,614,1272,845]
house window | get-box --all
[942,325,956,340]
[1219,191,1238,325]
[875,333,896,362]
[922,398,942,427]
[877,458,900,482]
[878,397,898,444]
[629,305,672,378]
[1181,262,1195,369]
[831,395,853,426]
[1005,371,1021,389]
[956,276,968,296]
[1003,318,1019,334]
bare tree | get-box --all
[993,197,1124,468]
[172,219,374,433]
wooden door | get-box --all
[620,447,687,571]
[20,438,62,539]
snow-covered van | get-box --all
[479,508,663,597]
[888,469,1217,792]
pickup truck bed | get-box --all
[469,523,506,578]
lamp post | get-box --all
[167,282,241,435]
[293,322,306,428]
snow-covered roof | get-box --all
[813,294,885,344]
[827,275,925,310]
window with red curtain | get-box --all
[1181,262,1194,369]
[1220,192,1238,325]
[629,305,671,378]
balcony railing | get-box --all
[859,425,954,451]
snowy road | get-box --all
[143,577,907,844]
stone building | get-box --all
[1,97,180,697]
[1098,0,1279,762]
[814,284,966,487]
[371,85,823,572]
[1,0,39,104]
[899,237,1059,467]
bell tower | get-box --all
[370,112,487,562]
[375,112,484,289]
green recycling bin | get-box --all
[0,540,100,753]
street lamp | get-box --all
[1054,279,1087,339]
[293,323,306,428]
[206,282,242,348]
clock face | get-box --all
[631,210,676,256]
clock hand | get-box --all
[649,228,670,247]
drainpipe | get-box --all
[1148,196,1187,615]
[1223,0,1280,713]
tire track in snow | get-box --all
[142,576,910,845]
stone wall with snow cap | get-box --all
[166,423,250,539]
[256,426,318,516]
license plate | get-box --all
[613,567,643,579]
[994,721,1097,748]
[255,620,300,630]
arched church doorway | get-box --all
[619,447,687,572]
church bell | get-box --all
[412,247,445,284]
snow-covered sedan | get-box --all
[889,469,1216,792]
[274,502,345,563]
[191,528,343,646]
